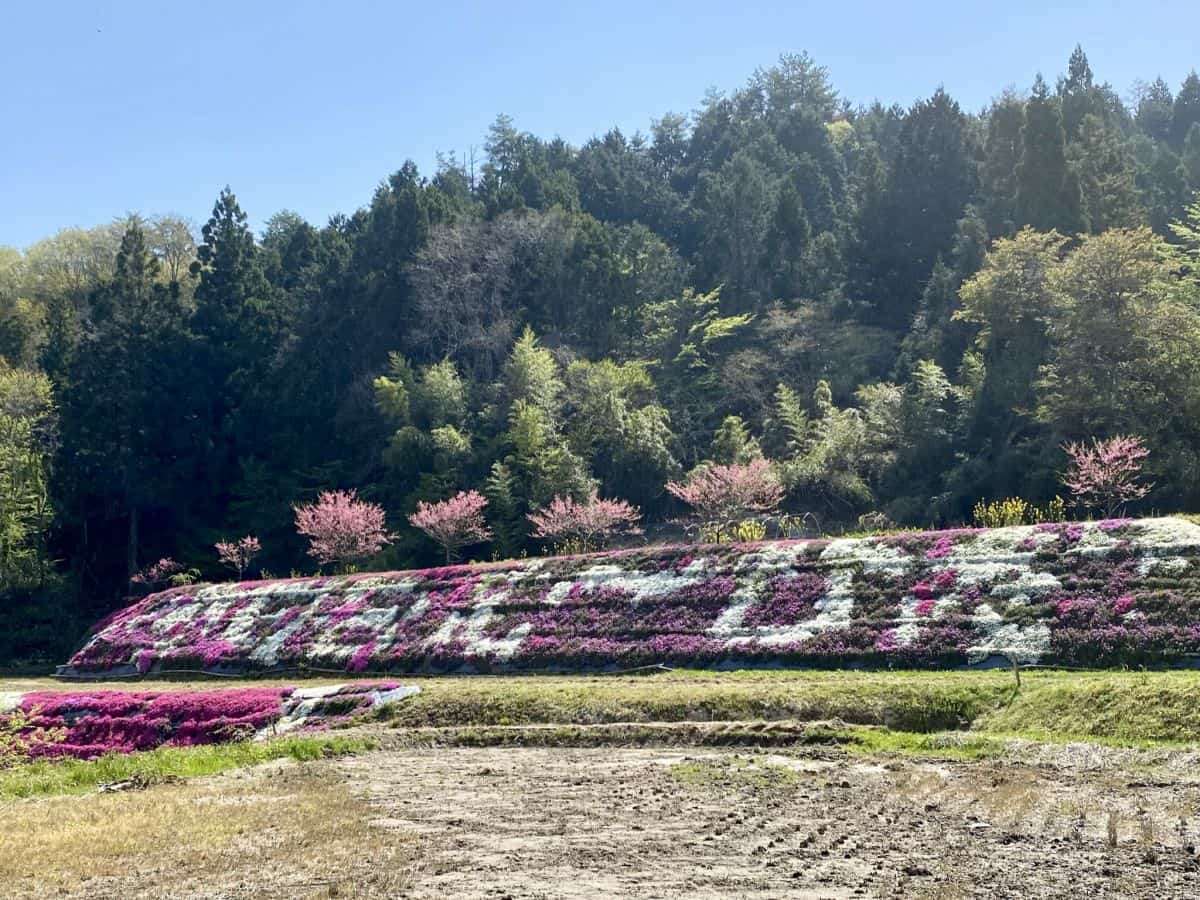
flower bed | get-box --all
[59,518,1200,675]
[1,682,413,760]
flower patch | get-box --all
[60,518,1200,674]
[1,682,413,761]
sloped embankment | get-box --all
[59,517,1200,676]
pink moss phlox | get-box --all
[6,682,400,760]
[348,641,377,673]
[914,598,937,617]
[61,518,1200,675]
[874,628,898,652]
[926,536,955,560]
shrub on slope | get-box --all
[60,518,1200,675]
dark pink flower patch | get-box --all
[874,628,898,652]
[914,598,937,617]
[932,569,958,592]
[3,682,402,760]
[743,573,828,627]
[926,536,955,560]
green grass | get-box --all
[835,726,1010,759]
[380,669,1018,733]
[670,755,804,789]
[376,668,1200,748]
[976,672,1200,743]
[0,734,376,801]
[12,668,1200,777]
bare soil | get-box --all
[9,664,1200,900]
[340,742,1200,899]
[7,735,1200,897]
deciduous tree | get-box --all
[294,490,393,571]
[409,490,492,563]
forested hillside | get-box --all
[3,46,1200,655]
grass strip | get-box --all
[0,733,376,800]
[381,669,1019,732]
[381,669,1200,746]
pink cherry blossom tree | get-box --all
[666,458,784,542]
[527,493,642,553]
[294,490,393,572]
[214,535,262,580]
[1062,435,1152,517]
[408,490,492,564]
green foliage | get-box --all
[503,326,561,415]
[379,669,1014,733]
[1016,75,1086,233]
[375,669,1200,749]
[0,363,55,589]
[710,415,762,465]
[1037,227,1194,447]
[972,495,1066,527]
[8,49,1200,651]
[775,380,879,515]
[0,733,375,800]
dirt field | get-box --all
[7,732,1200,898]
[347,742,1200,899]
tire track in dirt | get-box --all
[340,744,1200,898]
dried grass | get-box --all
[0,764,419,898]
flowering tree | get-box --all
[1062,435,1152,517]
[408,490,492,564]
[214,535,262,580]
[131,557,184,589]
[666,459,784,542]
[294,490,393,571]
[528,493,642,553]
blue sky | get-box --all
[2,0,1197,248]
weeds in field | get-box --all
[669,755,802,790]
[0,706,62,768]
[0,733,375,800]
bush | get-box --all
[0,577,82,669]
[972,496,1066,528]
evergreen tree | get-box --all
[694,150,776,312]
[60,225,196,594]
[1071,115,1144,231]
[763,177,812,300]
[189,189,282,536]
[980,91,1026,234]
[1016,75,1086,233]
[1171,72,1200,147]
[867,88,977,329]
[1184,123,1200,189]
[1135,77,1174,142]
[1058,45,1099,141]
[1137,144,1192,233]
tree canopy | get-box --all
[3,47,1200,657]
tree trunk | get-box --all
[127,506,139,591]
